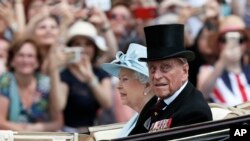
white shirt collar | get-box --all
[163,81,188,106]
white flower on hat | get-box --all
[101,43,148,77]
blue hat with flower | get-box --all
[101,43,149,77]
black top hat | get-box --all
[139,24,195,62]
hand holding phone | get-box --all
[63,47,83,63]
[224,32,241,48]
[221,32,243,64]
[132,7,157,20]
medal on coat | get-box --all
[149,118,172,132]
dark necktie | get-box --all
[151,99,167,123]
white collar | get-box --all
[163,81,188,106]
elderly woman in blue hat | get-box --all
[102,43,156,137]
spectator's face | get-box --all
[34,17,59,46]
[11,43,38,75]
[148,58,188,99]
[110,5,131,36]
[0,39,10,63]
[118,68,146,108]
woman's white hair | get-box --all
[133,71,149,84]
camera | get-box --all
[219,31,245,47]
[63,47,83,63]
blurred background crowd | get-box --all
[0,0,250,132]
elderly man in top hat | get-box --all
[137,24,212,133]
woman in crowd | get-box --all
[188,21,218,87]
[0,37,63,131]
[101,43,156,137]
[27,11,69,111]
[197,15,250,106]
[60,20,113,132]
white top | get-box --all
[117,113,139,138]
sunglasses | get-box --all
[218,31,248,44]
